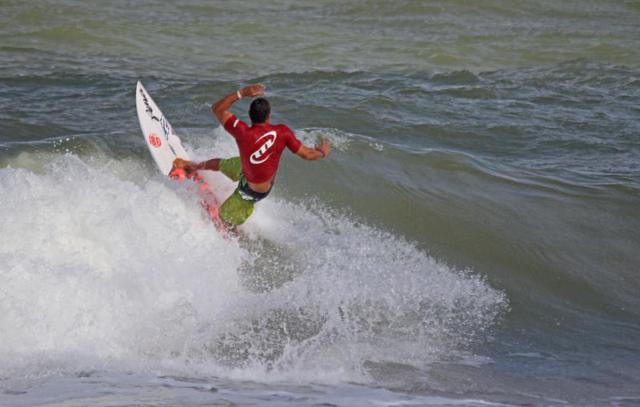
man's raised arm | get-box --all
[211,83,266,124]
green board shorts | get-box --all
[218,157,271,226]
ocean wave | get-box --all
[0,153,507,384]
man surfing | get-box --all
[172,83,331,227]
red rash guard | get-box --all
[224,114,302,183]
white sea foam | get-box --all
[0,145,507,384]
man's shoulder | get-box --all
[225,114,248,132]
[272,123,294,135]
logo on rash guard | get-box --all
[250,131,277,164]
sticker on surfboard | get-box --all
[148,133,162,148]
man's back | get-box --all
[224,114,301,184]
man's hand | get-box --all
[240,83,266,98]
[295,136,332,161]
[212,83,266,125]
[315,136,331,158]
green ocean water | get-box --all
[1,1,639,406]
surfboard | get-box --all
[135,81,190,176]
[135,81,233,229]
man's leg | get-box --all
[217,157,254,226]
[198,158,221,171]
[218,157,242,181]
[219,188,255,226]
[172,157,220,179]
[173,156,252,226]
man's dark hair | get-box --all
[249,98,271,124]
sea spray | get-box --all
[0,153,507,384]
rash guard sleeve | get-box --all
[285,126,302,153]
[224,114,249,140]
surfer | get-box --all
[172,83,331,227]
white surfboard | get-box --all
[135,81,234,226]
[136,81,191,175]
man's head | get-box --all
[249,97,271,124]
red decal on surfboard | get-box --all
[148,133,162,148]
